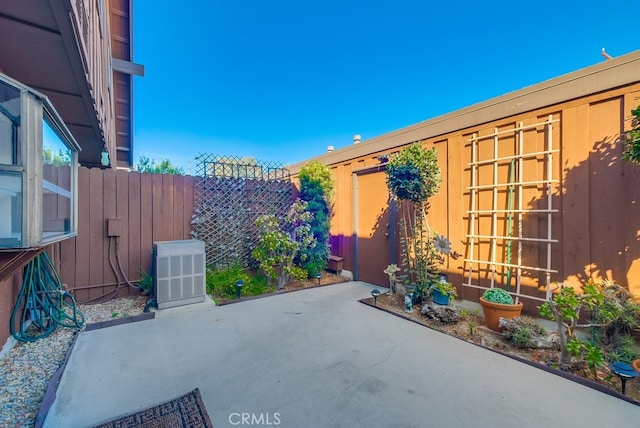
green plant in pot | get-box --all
[480,287,523,332]
[432,278,458,305]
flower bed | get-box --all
[361,292,640,404]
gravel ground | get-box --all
[0,296,147,428]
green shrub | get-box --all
[502,317,547,348]
[206,263,273,300]
[622,105,640,163]
[252,200,316,289]
[510,326,532,348]
[299,161,333,276]
[482,288,514,304]
[137,269,153,296]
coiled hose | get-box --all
[10,252,85,342]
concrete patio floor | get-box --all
[43,281,640,427]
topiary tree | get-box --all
[252,199,317,289]
[386,144,441,203]
[385,143,448,300]
[298,161,333,276]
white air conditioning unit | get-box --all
[153,240,206,309]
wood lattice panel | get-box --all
[191,155,292,268]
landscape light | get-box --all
[609,361,638,395]
[371,289,381,305]
[235,279,245,299]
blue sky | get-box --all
[132,1,639,174]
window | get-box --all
[42,114,75,241]
[0,79,22,246]
[0,73,79,249]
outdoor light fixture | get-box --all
[100,146,110,167]
[377,153,389,164]
[371,289,381,305]
[609,361,638,395]
[316,273,321,286]
[235,279,245,299]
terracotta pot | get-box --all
[479,297,524,332]
[633,359,640,373]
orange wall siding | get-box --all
[292,81,640,308]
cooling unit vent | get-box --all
[153,240,206,309]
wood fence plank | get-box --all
[447,135,465,288]
[128,172,142,278]
[184,175,194,238]
[623,91,640,300]
[75,167,91,300]
[561,105,590,289]
[88,168,105,301]
[173,174,185,239]
[140,173,153,274]
[588,97,626,283]
[59,237,76,290]
[116,169,131,296]
[161,174,174,241]
[103,168,118,298]
[152,173,163,242]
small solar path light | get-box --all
[316,273,322,286]
[609,361,638,395]
[235,279,245,299]
[370,289,381,306]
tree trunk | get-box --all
[277,274,287,290]
[550,300,572,368]
[556,314,572,368]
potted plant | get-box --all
[479,288,523,332]
[432,279,458,305]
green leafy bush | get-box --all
[252,200,317,289]
[622,105,640,163]
[538,281,638,370]
[433,280,458,299]
[482,288,514,304]
[136,156,185,175]
[137,269,153,296]
[501,317,547,348]
[298,161,333,276]
[206,263,273,300]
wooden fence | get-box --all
[49,167,194,303]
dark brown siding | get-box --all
[53,168,194,303]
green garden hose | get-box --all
[10,252,85,342]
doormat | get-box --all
[92,388,213,428]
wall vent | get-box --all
[153,240,206,309]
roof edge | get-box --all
[289,49,640,173]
